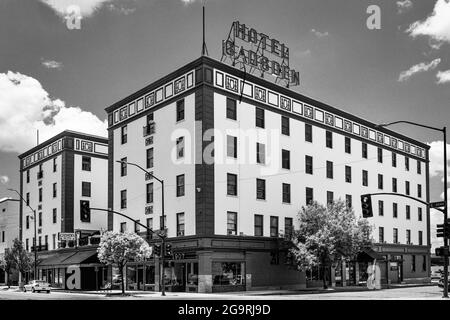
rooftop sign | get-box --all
[221,21,300,87]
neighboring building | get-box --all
[0,197,20,285]
[18,130,109,289]
[105,56,430,293]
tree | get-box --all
[0,249,16,288]
[97,231,152,295]
[10,238,34,286]
[289,200,373,289]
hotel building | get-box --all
[0,197,20,285]
[105,56,430,292]
[18,130,109,289]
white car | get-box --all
[23,280,51,293]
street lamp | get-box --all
[115,160,167,296]
[8,188,38,281]
[377,121,448,298]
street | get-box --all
[0,285,448,300]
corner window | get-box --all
[176,99,185,122]
[305,155,313,175]
[281,116,290,136]
[226,98,237,120]
[345,137,351,154]
[256,107,265,128]
[227,211,237,235]
[82,156,91,171]
[282,149,290,170]
[121,125,127,144]
[326,131,333,148]
[176,174,185,197]
[305,124,313,142]
[227,173,237,196]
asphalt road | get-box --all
[0,285,447,300]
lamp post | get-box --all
[115,160,166,296]
[8,188,38,281]
[377,121,448,298]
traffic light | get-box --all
[436,221,450,238]
[80,200,90,222]
[436,246,449,257]
[165,243,172,257]
[361,194,373,218]
[153,244,161,256]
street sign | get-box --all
[430,201,446,209]
[59,232,75,241]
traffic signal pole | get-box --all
[443,127,448,298]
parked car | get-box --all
[438,272,450,288]
[23,280,51,293]
[431,268,442,282]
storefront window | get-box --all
[187,263,198,286]
[145,265,155,286]
[112,266,122,289]
[127,265,137,290]
[212,262,245,286]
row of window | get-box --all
[26,208,58,229]
[377,201,423,221]
[25,234,57,252]
[378,227,424,246]
[25,181,91,206]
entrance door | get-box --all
[172,263,186,292]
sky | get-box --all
[0,0,449,249]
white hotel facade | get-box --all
[105,56,430,292]
[18,131,109,288]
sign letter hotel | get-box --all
[222,21,300,87]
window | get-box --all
[176,137,185,159]
[26,170,30,183]
[393,228,398,243]
[326,161,333,179]
[146,183,153,203]
[176,99,185,122]
[306,187,314,205]
[417,184,422,198]
[392,152,397,167]
[418,207,423,221]
[326,131,333,148]
[256,143,265,164]
[38,236,41,247]
[254,215,263,236]
[146,148,154,169]
[305,124,312,142]
[405,156,409,171]
[256,179,266,200]
[120,157,127,176]
[26,192,29,205]
[345,194,352,209]
[1,231,4,242]
[45,235,48,248]
[227,135,237,158]
[345,166,352,183]
[256,107,265,128]
[405,181,410,196]
[177,213,185,236]
[212,262,245,286]
[38,212,42,227]
[362,143,368,159]
[406,229,411,245]
[406,205,411,220]
[52,234,56,250]
[327,191,334,204]
[379,227,384,243]
[285,218,293,239]
[270,216,279,237]
[82,182,91,197]
[422,255,426,272]
[362,170,368,187]
[121,125,127,144]
[378,174,383,190]
[120,222,126,233]
[281,116,290,135]
[26,239,29,251]
[120,190,127,209]
[305,156,313,175]
[378,200,384,216]
[39,188,42,202]
[227,211,237,235]
[377,148,383,163]
[53,157,57,172]
[417,160,422,174]
[226,98,237,120]
[282,149,290,169]
[176,174,185,197]
[52,209,57,224]
[392,178,398,193]
[53,183,57,198]
[82,156,91,171]
[227,173,237,196]
[419,231,423,246]
[345,137,351,154]
[393,203,398,218]
[411,255,416,272]
[26,216,29,229]
[282,183,291,203]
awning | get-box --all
[58,250,99,266]
[37,252,76,267]
[357,248,385,262]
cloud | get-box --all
[436,69,450,83]
[0,175,9,185]
[107,4,136,15]
[428,141,450,178]
[407,0,450,46]
[0,71,107,154]
[39,0,113,18]
[311,29,329,38]
[181,0,198,5]
[398,58,441,81]
[397,0,413,14]
[41,59,63,70]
